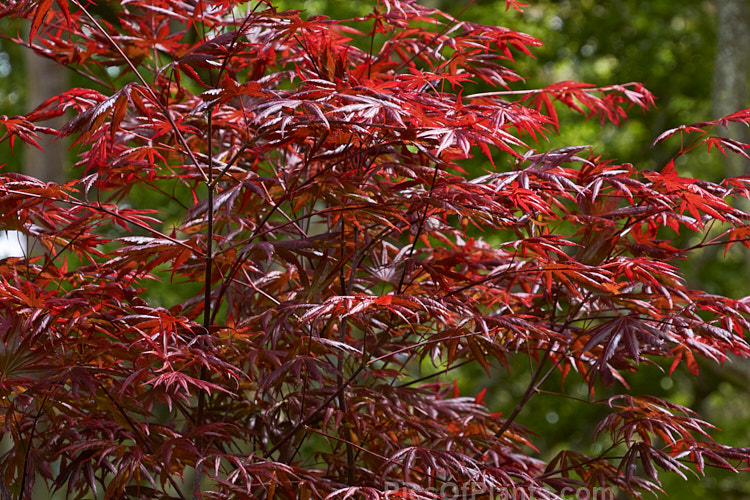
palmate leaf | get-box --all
[0,115,57,151]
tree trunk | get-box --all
[23,48,68,183]
[713,0,750,178]
[20,43,68,261]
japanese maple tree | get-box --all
[1,0,750,498]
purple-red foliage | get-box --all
[1,0,750,498]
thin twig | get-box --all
[70,0,210,184]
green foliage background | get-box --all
[0,28,26,172]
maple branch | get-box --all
[370,330,499,366]
[264,366,366,459]
[397,359,474,387]
[17,392,49,500]
[390,0,475,74]
[494,288,592,440]
[494,343,553,440]
[396,153,443,295]
[192,106,216,499]
[69,0,210,185]
[533,442,621,481]
[337,219,355,484]
[0,188,197,253]
[466,82,648,99]
[98,384,189,500]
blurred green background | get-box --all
[2,1,749,498]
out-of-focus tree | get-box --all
[713,0,750,178]
[23,49,67,184]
